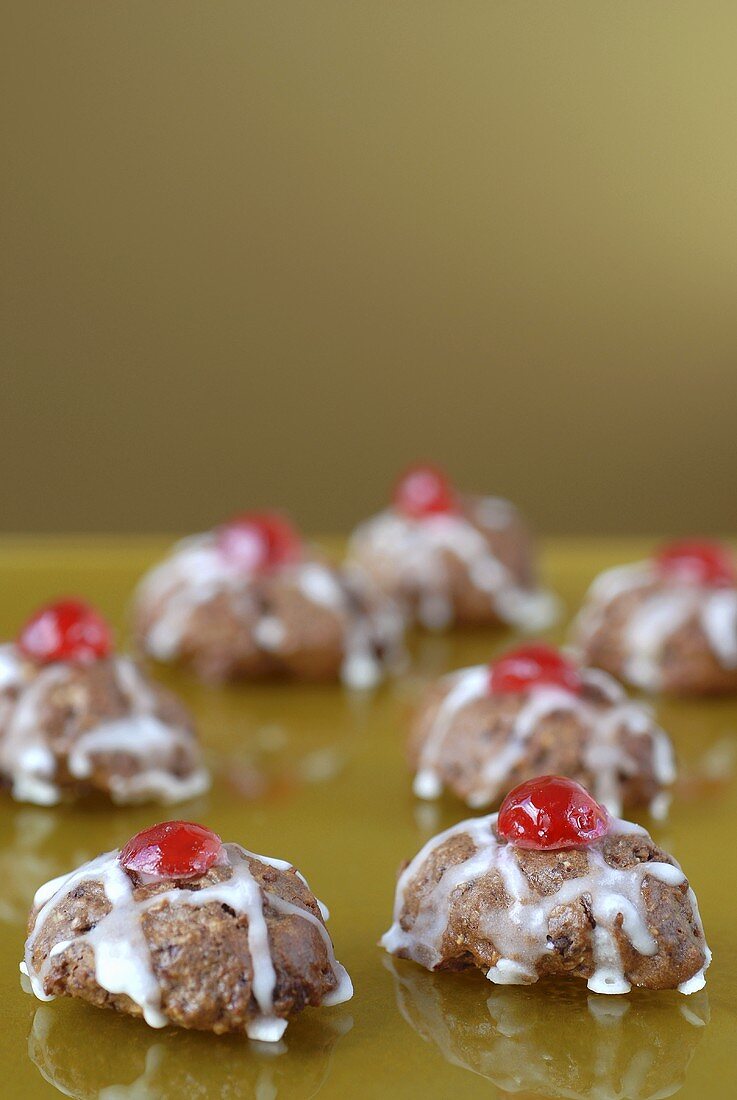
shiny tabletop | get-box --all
[0,537,735,1100]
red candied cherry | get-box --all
[498,776,609,850]
[655,539,736,587]
[18,599,112,666]
[392,463,458,519]
[119,821,223,881]
[488,643,582,696]
[216,511,303,572]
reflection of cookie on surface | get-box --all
[218,721,351,802]
[382,781,709,995]
[574,541,737,695]
[410,646,675,818]
[23,822,352,1040]
[0,599,208,806]
[348,464,559,632]
[29,1001,353,1100]
[385,957,709,1099]
[134,512,404,687]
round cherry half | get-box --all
[488,643,582,696]
[216,511,303,573]
[392,463,457,519]
[655,539,736,588]
[119,821,224,881]
[17,599,113,666]
[497,776,609,850]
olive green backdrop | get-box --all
[2,2,736,536]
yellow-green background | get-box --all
[3,2,737,536]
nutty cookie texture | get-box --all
[573,540,737,695]
[347,463,559,632]
[382,777,710,995]
[133,511,403,687]
[23,822,353,1040]
[0,599,207,806]
[410,645,675,818]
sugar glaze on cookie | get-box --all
[382,810,710,996]
[412,664,675,817]
[574,548,737,693]
[23,842,352,1041]
[349,500,559,633]
[0,645,208,806]
[135,531,403,688]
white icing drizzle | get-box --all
[677,885,712,995]
[624,593,696,690]
[413,665,675,817]
[296,563,400,690]
[76,657,209,805]
[0,643,23,692]
[136,534,402,689]
[24,843,353,1041]
[702,589,737,668]
[574,561,737,690]
[252,616,287,652]
[381,813,709,996]
[0,650,209,806]
[348,502,560,632]
[135,535,250,661]
[413,666,490,801]
[0,653,68,805]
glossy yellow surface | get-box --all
[1,538,736,1100]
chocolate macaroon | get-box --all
[574,540,737,695]
[410,644,675,818]
[134,511,404,687]
[347,463,559,632]
[23,821,353,1040]
[382,776,710,995]
[0,599,208,806]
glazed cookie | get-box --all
[410,644,675,818]
[23,821,353,1040]
[347,464,559,632]
[382,776,710,995]
[574,540,737,694]
[0,600,208,806]
[133,511,404,687]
